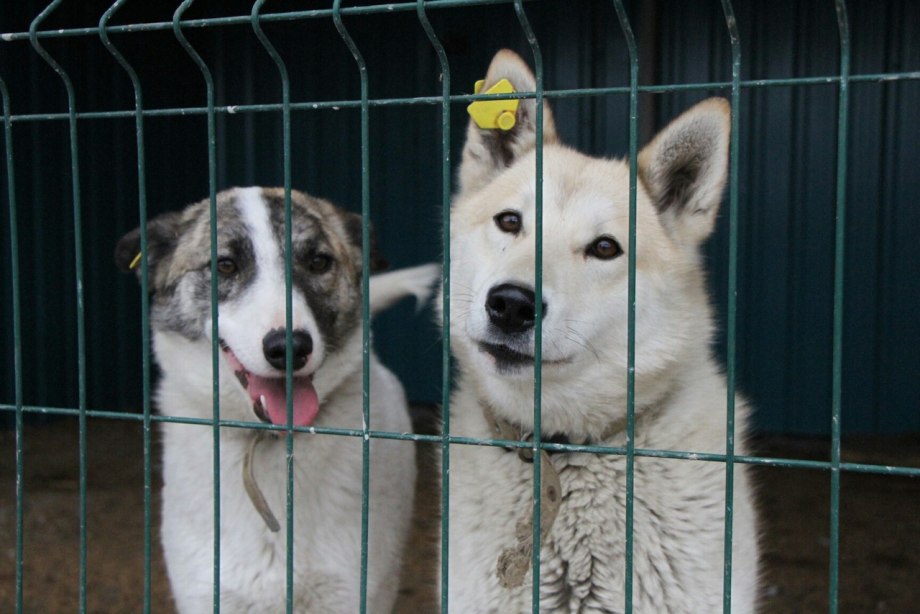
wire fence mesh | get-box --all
[2,1,919,613]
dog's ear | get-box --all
[638,97,731,245]
[343,213,388,273]
[114,211,187,289]
[458,49,559,194]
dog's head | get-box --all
[450,50,730,434]
[116,186,386,426]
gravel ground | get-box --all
[1,413,917,613]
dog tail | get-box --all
[369,263,440,316]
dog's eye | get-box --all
[216,257,238,275]
[309,253,333,274]
[586,236,623,260]
[493,210,522,235]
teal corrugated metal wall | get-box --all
[654,0,920,434]
[1,0,918,434]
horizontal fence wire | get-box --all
[2,1,918,613]
[2,72,920,125]
[1,0,519,42]
[5,403,919,479]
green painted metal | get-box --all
[509,2,545,609]
[330,3,374,611]
[5,398,920,478]
[413,2,453,612]
[27,3,89,611]
[97,3,153,611]
[719,1,741,610]
[3,0,518,43]
[2,1,920,613]
[249,2,299,610]
[611,1,639,610]
[171,3,223,610]
[829,1,851,611]
[1,67,918,127]
[0,73,24,614]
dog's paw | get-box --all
[369,263,441,315]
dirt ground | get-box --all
[1,411,918,613]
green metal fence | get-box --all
[2,1,919,613]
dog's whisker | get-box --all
[561,327,601,360]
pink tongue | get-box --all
[249,375,320,427]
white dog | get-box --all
[443,50,760,612]
[116,187,436,613]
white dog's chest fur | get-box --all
[446,380,758,614]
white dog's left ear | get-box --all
[458,49,559,195]
[638,97,731,245]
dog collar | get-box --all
[480,402,563,589]
[243,430,281,533]
[481,402,631,460]
[479,399,662,589]
[481,403,571,462]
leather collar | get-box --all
[481,401,630,461]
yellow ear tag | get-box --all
[129,252,142,270]
[467,78,519,131]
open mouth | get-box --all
[219,340,320,427]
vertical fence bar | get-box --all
[28,4,89,610]
[172,4,222,610]
[718,1,741,611]
[510,2,544,610]
[330,3,373,611]
[414,3,452,612]
[829,1,850,612]
[249,4,297,610]
[97,3,153,611]
[611,2,639,610]
[1,75,24,614]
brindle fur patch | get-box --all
[260,188,363,351]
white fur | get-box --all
[149,190,437,613]
[442,51,759,613]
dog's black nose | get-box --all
[262,329,313,371]
[485,283,546,334]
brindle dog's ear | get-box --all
[114,211,187,288]
[344,213,388,273]
[458,49,559,195]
